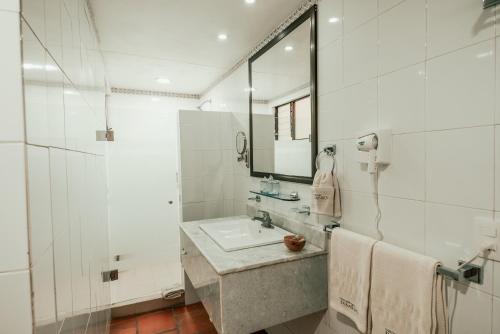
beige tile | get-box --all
[0,271,32,334]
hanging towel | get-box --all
[329,229,377,333]
[311,170,341,217]
[370,242,448,334]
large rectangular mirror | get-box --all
[249,6,317,184]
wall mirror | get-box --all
[248,6,317,184]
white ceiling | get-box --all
[89,0,305,95]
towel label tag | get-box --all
[313,193,330,200]
[385,329,396,334]
[339,297,358,313]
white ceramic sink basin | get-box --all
[199,218,290,252]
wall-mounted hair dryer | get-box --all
[356,129,392,174]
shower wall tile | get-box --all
[496,126,500,210]
[0,143,29,272]
[343,19,378,85]
[0,271,32,334]
[27,145,53,265]
[379,0,403,13]
[494,261,500,297]
[427,0,495,58]
[494,297,500,334]
[425,127,494,210]
[426,41,495,131]
[343,0,377,33]
[379,63,426,134]
[341,79,378,139]
[378,0,426,75]
[32,246,57,334]
[0,0,19,11]
[0,11,23,142]
[496,37,500,124]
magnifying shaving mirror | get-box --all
[236,131,249,168]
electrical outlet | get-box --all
[473,217,500,261]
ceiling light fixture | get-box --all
[156,77,171,84]
[284,45,294,52]
[218,33,228,41]
[328,17,339,23]
[245,0,255,4]
[151,97,161,102]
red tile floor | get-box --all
[110,302,268,334]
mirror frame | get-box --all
[248,5,318,184]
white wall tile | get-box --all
[496,37,500,124]
[379,0,426,74]
[0,0,19,11]
[0,11,24,142]
[494,260,500,297]
[425,203,494,267]
[426,41,495,131]
[0,271,32,334]
[318,39,343,96]
[379,133,425,200]
[496,127,500,211]
[342,139,373,193]
[0,143,29,272]
[379,0,403,13]
[32,246,57,333]
[317,0,342,48]
[340,191,379,239]
[318,89,345,142]
[426,127,494,209]
[379,63,425,134]
[379,196,425,253]
[447,283,492,334]
[343,0,377,33]
[342,79,378,139]
[343,20,378,85]
[494,297,500,334]
[27,145,53,264]
[428,0,495,58]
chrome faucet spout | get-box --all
[252,210,274,229]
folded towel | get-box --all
[311,170,341,217]
[370,242,448,334]
[329,229,377,333]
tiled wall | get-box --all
[0,0,110,333]
[202,0,500,333]
[179,110,250,222]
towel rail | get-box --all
[324,223,484,285]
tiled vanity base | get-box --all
[180,218,327,334]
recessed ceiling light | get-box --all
[151,97,161,102]
[245,0,255,4]
[328,17,339,23]
[156,77,171,84]
[284,45,294,52]
[218,33,228,41]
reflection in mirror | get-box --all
[249,7,317,184]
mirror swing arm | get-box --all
[248,5,318,185]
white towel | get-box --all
[311,170,341,218]
[370,242,448,334]
[329,229,376,333]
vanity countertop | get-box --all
[180,216,326,275]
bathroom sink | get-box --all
[199,218,290,252]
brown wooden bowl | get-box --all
[284,235,306,252]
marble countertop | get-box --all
[180,216,327,275]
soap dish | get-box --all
[284,235,306,252]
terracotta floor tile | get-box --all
[137,309,177,334]
[110,316,137,334]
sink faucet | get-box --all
[253,210,274,229]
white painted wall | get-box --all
[202,0,500,333]
[107,94,198,306]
